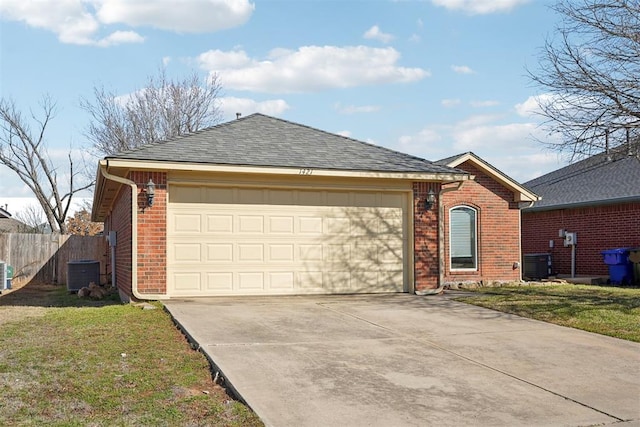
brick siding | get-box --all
[130,171,167,295]
[105,183,132,297]
[441,161,522,284]
[413,182,441,290]
[522,202,640,276]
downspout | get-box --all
[416,180,465,296]
[99,162,167,301]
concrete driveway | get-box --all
[164,293,640,427]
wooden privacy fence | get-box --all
[0,233,106,286]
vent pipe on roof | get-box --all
[605,129,612,162]
[236,112,242,119]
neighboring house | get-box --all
[522,143,640,277]
[91,114,538,301]
[0,205,30,233]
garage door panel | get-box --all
[326,191,350,206]
[205,187,234,204]
[268,244,295,262]
[173,273,201,291]
[238,215,264,233]
[298,271,323,289]
[269,216,294,233]
[238,272,264,289]
[174,243,201,262]
[168,186,408,296]
[206,244,233,262]
[174,214,202,232]
[238,189,265,204]
[299,244,323,261]
[299,217,323,234]
[324,217,349,234]
[238,244,264,262]
[206,272,233,291]
[269,272,295,289]
[207,215,233,233]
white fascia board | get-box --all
[101,159,472,182]
[444,154,540,202]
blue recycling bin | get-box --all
[601,248,634,285]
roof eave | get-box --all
[101,158,471,181]
[444,152,540,202]
[524,195,640,212]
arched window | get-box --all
[450,206,477,270]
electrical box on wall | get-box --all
[564,232,577,246]
[108,231,117,247]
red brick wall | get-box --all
[522,202,640,276]
[130,171,167,295]
[441,161,522,284]
[413,182,440,290]
[105,183,133,298]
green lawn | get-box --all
[0,284,263,426]
[454,284,640,342]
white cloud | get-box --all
[409,34,421,43]
[97,0,254,33]
[162,56,172,67]
[363,25,394,44]
[0,0,100,45]
[452,122,538,151]
[394,112,565,182]
[515,94,548,117]
[431,0,530,15]
[470,100,500,108]
[451,64,475,74]
[334,103,381,114]
[219,97,290,120]
[336,130,352,138]
[96,30,145,47]
[0,0,254,46]
[441,98,461,108]
[198,46,430,93]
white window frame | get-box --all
[449,205,478,271]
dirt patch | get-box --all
[0,280,106,325]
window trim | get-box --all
[449,205,478,271]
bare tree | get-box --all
[82,69,223,155]
[14,204,46,233]
[0,96,94,234]
[529,0,640,159]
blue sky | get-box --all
[0,0,565,218]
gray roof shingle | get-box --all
[524,144,640,211]
[109,113,462,175]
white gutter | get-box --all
[99,163,168,301]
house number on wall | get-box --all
[299,168,313,175]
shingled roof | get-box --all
[108,113,461,175]
[524,143,640,211]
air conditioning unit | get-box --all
[67,260,100,292]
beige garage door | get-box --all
[167,185,408,296]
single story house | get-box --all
[522,142,640,278]
[91,114,538,301]
[0,205,29,233]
